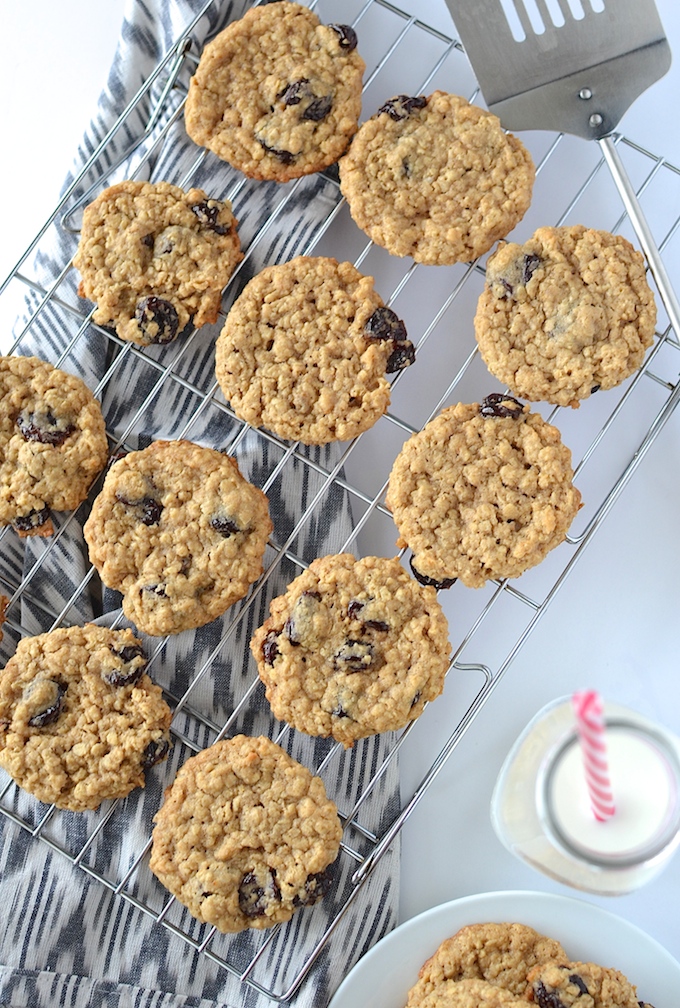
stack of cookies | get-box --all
[404,922,651,1007]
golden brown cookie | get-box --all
[411,978,526,1007]
[73,180,242,346]
[385,397,582,588]
[0,354,109,537]
[149,735,343,933]
[215,255,414,444]
[407,922,567,1005]
[184,2,365,181]
[474,226,657,407]
[526,959,640,1008]
[0,624,172,811]
[250,553,450,747]
[338,91,534,265]
[83,440,272,636]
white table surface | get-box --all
[1,0,679,983]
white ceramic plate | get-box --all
[328,890,680,1008]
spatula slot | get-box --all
[500,0,606,44]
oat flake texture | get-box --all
[386,401,582,588]
[184,1,365,181]
[251,553,451,746]
[84,439,272,636]
[0,624,172,811]
[149,734,343,933]
[474,225,657,407]
[338,90,535,265]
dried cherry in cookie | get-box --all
[409,556,457,591]
[216,256,415,445]
[364,306,408,343]
[0,355,108,537]
[149,735,342,933]
[141,737,170,769]
[102,642,148,687]
[184,2,365,182]
[479,393,524,419]
[190,199,230,234]
[261,630,281,666]
[292,869,334,906]
[12,507,53,537]
[378,94,428,120]
[24,679,67,728]
[328,24,358,51]
[84,440,272,637]
[386,341,416,372]
[134,296,179,345]
[238,868,281,918]
[251,553,451,747]
[209,512,244,538]
[0,625,171,811]
[17,408,75,445]
[333,638,376,671]
[302,95,333,122]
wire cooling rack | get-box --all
[2,0,680,1002]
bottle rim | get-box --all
[539,719,680,870]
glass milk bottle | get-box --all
[490,696,680,895]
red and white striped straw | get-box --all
[571,690,616,822]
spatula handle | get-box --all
[599,135,680,340]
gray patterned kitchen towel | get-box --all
[0,1,401,1005]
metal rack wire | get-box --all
[1,0,680,1002]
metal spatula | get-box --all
[443,0,680,335]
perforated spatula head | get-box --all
[444,0,671,140]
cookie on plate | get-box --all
[149,734,343,933]
[525,960,640,1008]
[412,978,526,1007]
[0,624,172,811]
[0,354,109,537]
[474,225,657,408]
[386,396,582,589]
[184,2,365,181]
[215,255,415,444]
[73,180,242,346]
[83,440,272,637]
[407,922,568,1005]
[338,91,534,265]
[250,554,450,747]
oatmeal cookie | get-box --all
[474,225,657,407]
[407,922,567,1005]
[149,734,343,933]
[526,960,640,1008]
[0,354,108,537]
[184,2,365,181]
[386,397,582,588]
[338,91,534,265]
[215,256,414,444]
[250,553,450,747]
[83,440,272,637]
[73,180,242,346]
[412,978,526,1007]
[0,624,172,811]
